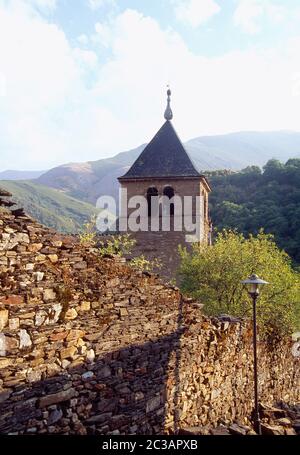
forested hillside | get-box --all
[208,159,300,264]
[0,181,96,233]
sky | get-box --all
[1,0,300,170]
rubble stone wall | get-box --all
[0,210,299,435]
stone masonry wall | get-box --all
[0,209,299,435]
[119,178,210,280]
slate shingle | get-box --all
[119,120,200,180]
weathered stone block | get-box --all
[0,309,8,331]
[8,318,19,330]
[1,295,24,305]
[12,233,30,244]
[0,390,11,404]
[43,289,56,302]
[0,359,12,369]
[28,243,43,253]
[50,331,68,342]
[97,366,111,378]
[19,329,32,349]
[48,409,63,425]
[34,272,44,282]
[146,396,161,413]
[64,309,78,321]
[60,346,77,360]
[66,330,85,341]
[80,301,91,312]
[39,388,76,408]
[261,423,285,435]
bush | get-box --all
[98,234,136,257]
[79,219,159,273]
[130,255,162,273]
[179,230,300,339]
[79,215,97,246]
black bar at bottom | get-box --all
[0,434,298,454]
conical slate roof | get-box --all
[119,120,200,180]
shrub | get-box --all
[130,255,162,273]
[79,215,97,246]
[98,234,136,257]
[80,218,159,273]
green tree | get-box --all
[179,230,300,339]
[208,158,300,264]
[263,158,284,174]
[241,165,262,175]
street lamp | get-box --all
[241,274,269,435]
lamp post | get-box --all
[241,274,269,435]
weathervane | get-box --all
[164,85,173,121]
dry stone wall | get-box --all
[0,207,299,435]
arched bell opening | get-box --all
[163,186,175,216]
[147,187,158,217]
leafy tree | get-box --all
[241,165,262,175]
[263,158,284,176]
[208,159,300,264]
[179,230,300,339]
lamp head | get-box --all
[241,274,269,296]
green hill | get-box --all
[208,158,300,265]
[0,180,97,233]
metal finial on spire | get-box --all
[164,86,173,121]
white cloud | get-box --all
[7,0,58,14]
[29,0,57,10]
[0,72,6,97]
[88,0,115,10]
[173,0,221,28]
[0,1,84,169]
[73,48,98,69]
[0,4,300,171]
[77,34,89,45]
[234,0,286,34]
[93,22,113,47]
[234,0,263,34]
[89,9,300,141]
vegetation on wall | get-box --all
[79,218,161,272]
[179,230,300,338]
[208,158,300,265]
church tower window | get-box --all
[163,186,175,216]
[147,187,158,217]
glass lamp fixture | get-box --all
[241,274,269,296]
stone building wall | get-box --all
[0,210,299,435]
[119,177,210,280]
[128,230,188,282]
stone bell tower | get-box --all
[118,88,211,280]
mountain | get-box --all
[0,170,46,180]
[0,180,96,233]
[2,130,300,236]
[186,131,300,170]
[37,145,145,203]
[37,131,300,203]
